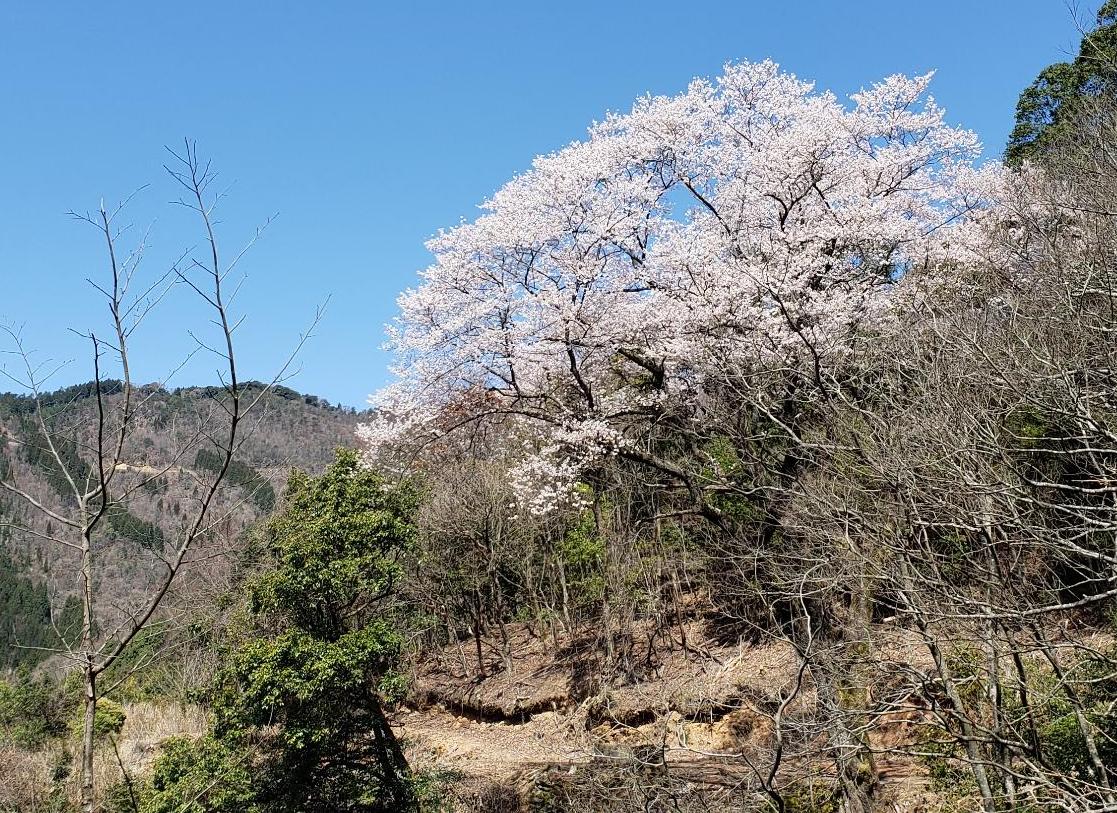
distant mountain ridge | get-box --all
[0,380,369,668]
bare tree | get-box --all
[0,142,316,812]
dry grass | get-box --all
[115,702,208,771]
[0,745,60,813]
[0,701,208,812]
[91,701,208,801]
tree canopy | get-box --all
[141,450,419,812]
[1006,0,1117,163]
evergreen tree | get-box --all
[209,449,417,812]
[1007,1,1117,162]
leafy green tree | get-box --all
[1007,1,1117,162]
[210,449,418,812]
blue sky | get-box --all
[0,1,1083,407]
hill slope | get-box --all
[0,381,367,668]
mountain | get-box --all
[0,381,368,668]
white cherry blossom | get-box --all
[361,60,1001,513]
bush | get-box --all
[141,735,259,813]
[1039,707,1117,776]
[0,671,76,749]
[69,697,126,741]
[782,782,838,813]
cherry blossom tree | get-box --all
[360,60,995,516]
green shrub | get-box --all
[141,735,259,813]
[782,782,838,813]
[1039,707,1117,775]
[916,724,979,799]
[558,508,605,609]
[0,670,76,748]
[69,697,126,741]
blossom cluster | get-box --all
[360,60,1003,511]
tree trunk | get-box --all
[80,660,96,813]
[473,591,486,677]
[80,520,97,813]
[557,554,571,628]
[368,696,415,811]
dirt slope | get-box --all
[400,621,942,811]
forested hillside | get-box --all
[0,381,364,669]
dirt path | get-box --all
[399,706,933,812]
[398,706,589,779]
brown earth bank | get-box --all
[7,617,1097,811]
[399,619,954,812]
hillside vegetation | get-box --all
[7,7,1117,813]
[0,381,364,670]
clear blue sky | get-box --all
[0,1,1083,407]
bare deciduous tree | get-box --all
[0,142,316,812]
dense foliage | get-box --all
[0,669,77,749]
[0,550,80,668]
[0,380,125,419]
[1007,0,1117,162]
[194,449,276,512]
[146,450,418,812]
